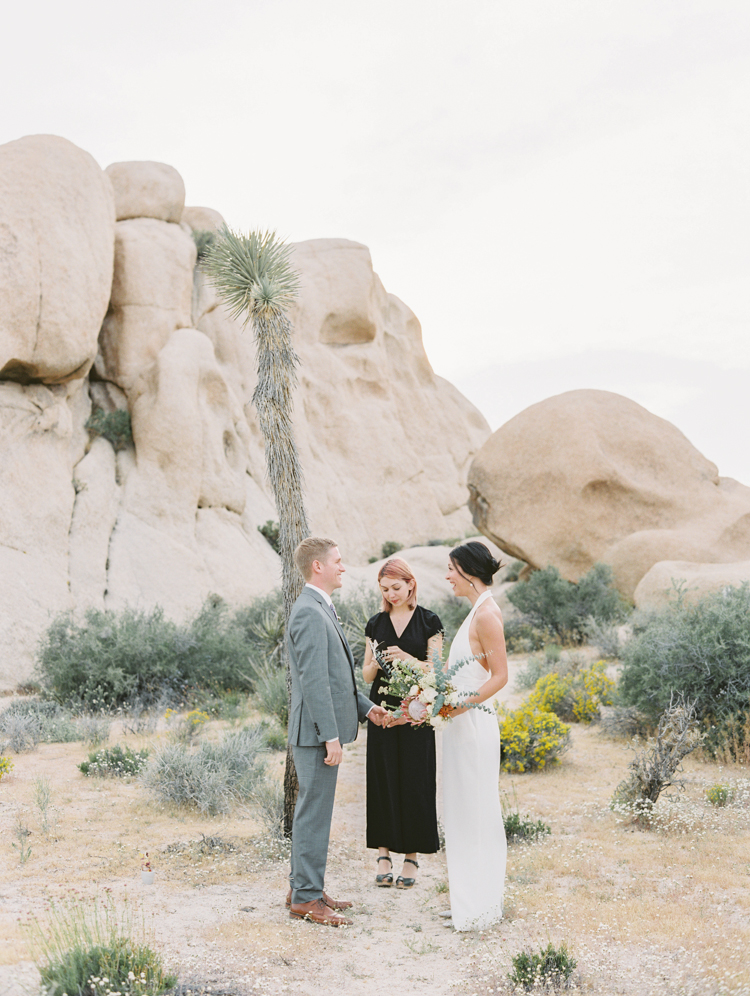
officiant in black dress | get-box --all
[363,558,443,888]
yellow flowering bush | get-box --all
[498,703,571,773]
[165,708,210,743]
[528,660,615,724]
[0,755,13,780]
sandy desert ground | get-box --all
[1,658,749,996]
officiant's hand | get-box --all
[384,646,410,663]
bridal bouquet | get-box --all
[370,641,492,729]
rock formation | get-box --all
[468,389,750,599]
[0,136,489,687]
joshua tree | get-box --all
[202,228,308,834]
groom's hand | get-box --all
[367,705,388,727]
[324,738,343,765]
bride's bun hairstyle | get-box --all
[449,541,502,587]
[377,558,418,612]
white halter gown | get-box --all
[442,589,506,930]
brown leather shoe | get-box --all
[285,889,353,911]
[289,898,352,926]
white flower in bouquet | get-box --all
[422,687,437,704]
[432,714,448,730]
[409,685,419,698]
[422,671,437,688]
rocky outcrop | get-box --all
[469,390,750,599]
[634,559,750,609]
[105,161,185,223]
[0,135,115,384]
[0,146,489,687]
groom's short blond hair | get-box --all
[294,537,337,581]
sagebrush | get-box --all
[508,562,629,644]
[142,725,266,815]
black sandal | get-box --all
[396,858,419,889]
[375,855,393,887]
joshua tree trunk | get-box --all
[202,230,308,835]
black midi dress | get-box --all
[365,605,443,854]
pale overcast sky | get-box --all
[3,0,749,481]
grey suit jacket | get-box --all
[287,586,374,747]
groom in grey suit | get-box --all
[287,537,387,926]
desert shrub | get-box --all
[79,745,150,778]
[142,725,266,815]
[26,893,175,996]
[381,540,403,558]
[201,690,250,723]
[599,705,649,740]
[501,789,551,844]
[583,616,624,659]
[259,722,287,751]
[422,598,471,652]
[250,774,285,839]
[231,591,285,669]
[611,695,704,821]
[503,619,552,655]
[257,519,280,552]
[528,660,615,724]
[0,699,79,752]
[37,600,255,711]
[165,708,209,742]
[252,658,289,727]
[77,715,111,748]
[706,783,734,807]
[192,228,216,261]
[508,563,629,644]
[514,644,566,691]
[619,585,750,745]
[710,711,750,765]
[498,704,571,773]
[0,756,13,780]
[508,941,577,991]
[86,408,133,451]
[504,559,527,583]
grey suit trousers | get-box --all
[290,744,338,903]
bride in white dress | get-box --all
[442,541,508,931]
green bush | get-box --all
[505,559,527,583]
[141,725,266,815]
[26,894,175,996]
[231,591,285,668]
[508,941,577,991]
[36,600,255,711]
[380,540,403,558]
[251,659,289,727]
[192,228,216,261]
[86,408,133,451]
[618,584,750,745]
[257,519,280,553]
[508,563,629,644]
[706,783,734,807]
[79,745,150,778]
[503,619,552,655]
[0,700,79,752]
[498,704,571,773]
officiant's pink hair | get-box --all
[377,558,418,613]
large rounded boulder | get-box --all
[0,135,115,384]
[468,390,750,598]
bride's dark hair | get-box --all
[449,541,503,587]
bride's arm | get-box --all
[450,610,508,713]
